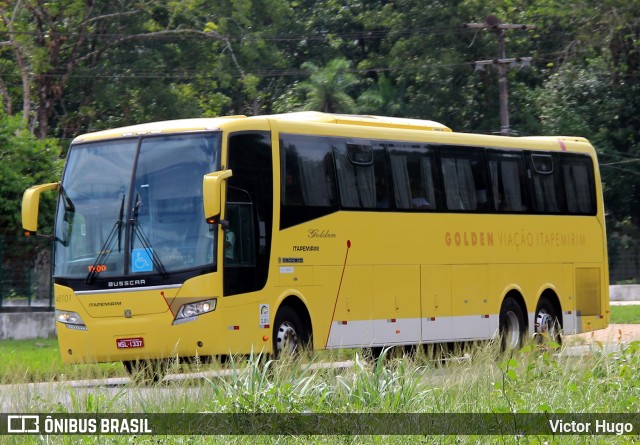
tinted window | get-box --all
[561,154,596,215]
[440,147,490,212]
[527,153,564,213]
[487,151,529,212]
[388,143,439,210]
[280,134,338,229]
[334,139,377,209]
[281,134,336,207]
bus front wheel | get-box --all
[499,298,526,351]
[273,306,308,358]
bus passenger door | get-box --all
[421,265,453,342]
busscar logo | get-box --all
[108,279,146,288]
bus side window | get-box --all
[487,151,529,212]
[279,134,338,229]
[528,153,564,213]
[440,147,490,212]
[334,140,376,209]
[388,144,439,211]
[281,135,336,207]
[561,154,596,215]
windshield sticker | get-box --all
[132,248,153,273]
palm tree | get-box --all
[296,58,359,113]
[357,74,405,116]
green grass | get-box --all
[1,301,638,384]
[0,338,124,383]
[2,322,640,443]
[1,341,640,443]
[2,304,638,383]
[610,304,640,324]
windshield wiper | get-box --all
[85,194,125,284]
[130,193,168,278]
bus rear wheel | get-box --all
[499,298,526,352]
[273,306,309,358]
[535,300,562,344]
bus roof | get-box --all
[267,112,452,132]
[71,112,452,143]
[71,113,594,154]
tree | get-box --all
[0,0,285,138]
[0,112,60,298]
[357,74,405,116]
[294,58,359,113]
[528,1,640,279]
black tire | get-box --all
[535,299,562,344]
[499,297,526,352]
[273,306,309,358]
[123,359,168,384]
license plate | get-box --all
[116,337,144,349]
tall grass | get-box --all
[2,339,640,444]
[3,301,635,383]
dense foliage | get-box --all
[0,0,639,278]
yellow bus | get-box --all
[22,112,608,375]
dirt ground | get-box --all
[567,324,640,345]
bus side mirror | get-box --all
[22,182,59,234]
[203,170,232,223]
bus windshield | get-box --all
[54,133,220,283]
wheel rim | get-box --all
[276,321,299,355]
[503,311,521,350]
[535,308,559,340]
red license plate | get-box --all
[116,337,144,349]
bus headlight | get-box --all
[55,310,87,330]
[173,298,217,325]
